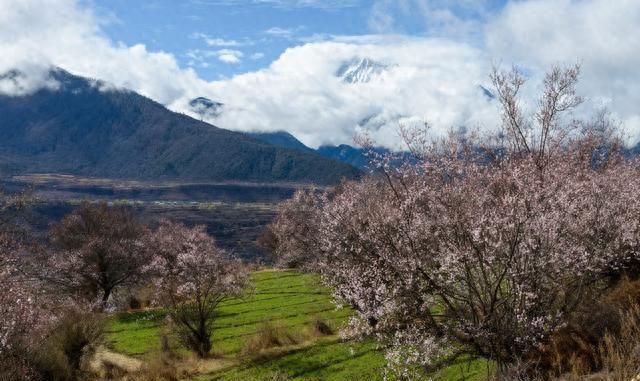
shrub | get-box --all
[32,310,104,381]
[241,323,299,357]
[598,305,640,381]
[529,278,640,377]
[101,360,127,380]
[124,284,154,311]
[308,317,333,337]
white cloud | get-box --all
[264,27,300,39]
[191,32,242,47]
[186,49,214,67]
[254,0,360,8]
[251,52,265,60]
[368,1,395,34]
[216,49,243,64]
[186,48,244,65]
[204,39,497,148]
[368,0,491,39]
[0,65,60,95]
[485,0,640,141]
[0,0,493,149]
[0,0,211,105]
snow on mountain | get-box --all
[336,58,390,84]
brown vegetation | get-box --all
[241,323,301,357]
[32,310,104,381]
[528,279,640,379]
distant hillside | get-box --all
[317,144,373,170]
[246,132,394,171]
[0,68,360,184]
[246,131,314,153]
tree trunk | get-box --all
[100,287,112,311]
[195,320,212,358]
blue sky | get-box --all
[89,0,506,80]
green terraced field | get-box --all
[105,270,491,381]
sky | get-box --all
[1,0,639,148]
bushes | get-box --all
[498,304,640,381]
[599,305,640,381]
[241,323,300,357]
[529,278,640,378]
[309,317,333,337]
[241,318,335,358]
[32,310,104,381]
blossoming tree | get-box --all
[0,190,42,380]
[0,232,40,380]
[269,65,640,375]
[43,202,150,310]
[147,220,248,357]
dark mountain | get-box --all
[246,132,375,170]
[317,144,372,170]
[189,97,224,120]
[246,131,314,152]
[247,131,400,171]
[0,68,360,184]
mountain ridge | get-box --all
[0,68,360,184]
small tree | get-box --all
[44,202,149,309]
[148,220,248,357]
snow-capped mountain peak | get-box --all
[336,57,390,84]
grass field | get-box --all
[104,270,491,381]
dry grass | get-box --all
[241,316,334,358]
[547,305,640,381]
[241,323,301,357]
[136,358,179,381]
[525,278,640,379]
[598,305,640,381]
[91,350,181,381]
[32,310,105,381]
[307,317,333,337]
[491,278,640,381]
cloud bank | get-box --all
[1,0,640,148]
[204,38,496,148]
[486,0,640,140]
